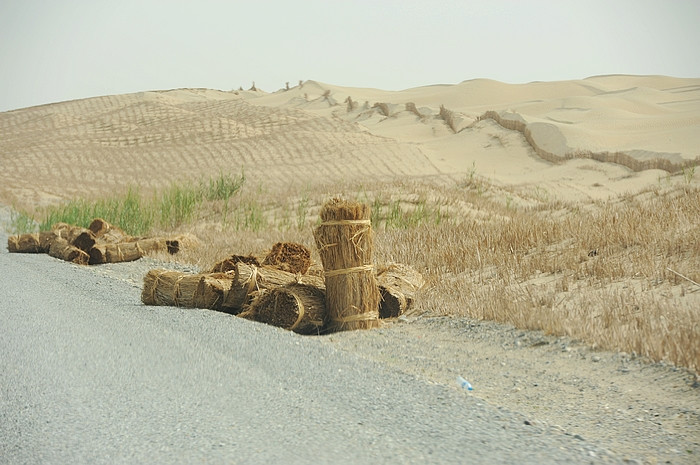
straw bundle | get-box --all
[376,263,425,318]
[48,237,89,265]
[89,238,178,264]
[51,223,90,244]
[7,231,56,253]
[141,269,233,309]
[221,262,324,311]
[88,218,132,243]
[262,242,312,274]
[210,254,261,273]
[72,231,96,252]
[378,287,408,319]
[313,198,380,331]
[243,283,327,334]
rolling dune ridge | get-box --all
[2,75,699,209]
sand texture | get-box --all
[1,75,699,208]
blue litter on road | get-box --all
[457,376,473,390]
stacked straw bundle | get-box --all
[242,283,326,334]
[376,263,425,318]
[7,218,187,265]
[313,198,380,331]
[7,230,60,254]
[220,261,324,311]
[141,269,233,311]
[141,261,325,318]
[262,242,311,274]
[210,254,261,273]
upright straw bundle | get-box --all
[313,198,380,331]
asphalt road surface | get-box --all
[0,227,618,464]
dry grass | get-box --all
[374,184,700,372]
[139,178,699,372]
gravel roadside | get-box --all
[1,205,698,463]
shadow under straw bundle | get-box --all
[313,198,380,331]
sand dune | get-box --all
[1,75,698,208]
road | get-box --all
[0,227,617,464]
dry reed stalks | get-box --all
[262,242,312,274]
[89,238,179,264]
[7,231,56,253]
[141,269,233,310]
[72,231,96,252]
[88,218,131,243]
[222,262,324,311]
[243,283,327,334]
[210,254,261,273]
[376,263,425,318]
[313,198,380,331]
[48,237,89,265]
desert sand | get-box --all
[1,75,698,209]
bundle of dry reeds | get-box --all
[222,262,324,311]
[48,237,89,265]
[141,269,233,310]
[376,263,425,318]
[313,198,380,331]
[210,254,261,273]
[262,242,312,274]
[243,283,326,334]
[7,231,56,253]
[8,218,187,265]
[89,238,179,265]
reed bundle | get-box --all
[89,238,179,264]
[262,242,312,274]
[141,269,233,310]
[210,254,261,273]
[313,198,380,331]
[89,218,124,239]
[376,263,425,318]
[244,283,326,334]
[222,262,324,311]
[48,237,89,265]
[7,231,56,253]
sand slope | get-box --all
[1,75,698,207]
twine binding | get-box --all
[319,219,372,226]
[332,310,380,324]
[288,292,306,331]
[174,275,185,306]
[244,266,259,297]
[150,271,161,304]
[135,241,144,257]
[324,264,374,278]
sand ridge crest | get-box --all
[1,75,699,207]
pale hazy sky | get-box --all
[1,0,698,111]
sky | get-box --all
[1,0,699,112]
